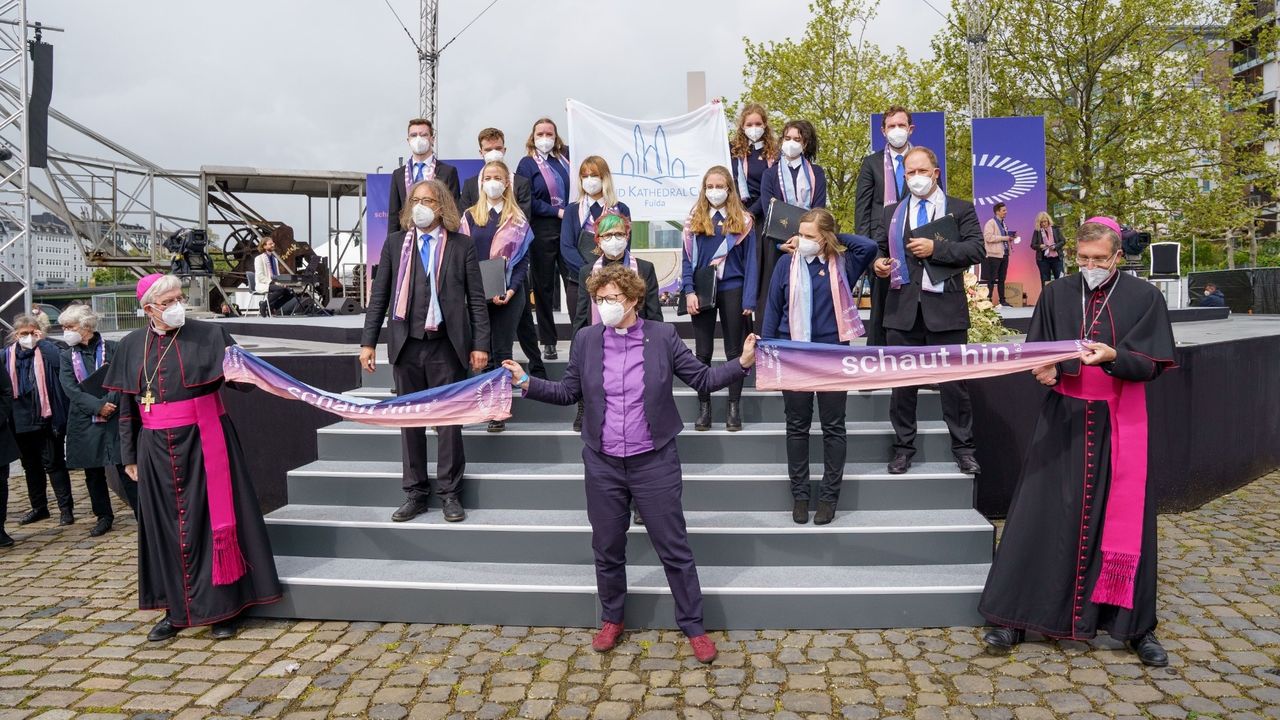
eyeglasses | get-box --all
[593,293,627,305]
[150,295,187,310]
[409,196,437,206]
[1074,254,1117,269]
[597,233,627,241]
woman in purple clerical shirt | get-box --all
[502,263,758,665]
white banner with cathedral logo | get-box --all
[565,98,731,221]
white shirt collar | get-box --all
[752,140,764,150]
[787,156,803,169]
[910,184,946,210]
[489,200,505,215]
[803,253,821,265]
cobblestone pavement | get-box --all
[0,472,1277,720]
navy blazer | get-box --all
[758,160,828,212]
[524,320,749,454]
[515,153,572,220]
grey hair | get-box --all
[58,304,99,333]
[7,314,41,345]
[141,275,182,307]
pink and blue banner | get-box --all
[971,116,1048,305]
[755,339,1083,393]
[223,347,511,427]
[365,172,392,278]
[871,111,948,187]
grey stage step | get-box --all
[255,556,989,630]
[264,505,993,567]
[317,421,957,464]
[288,460,974,511]
[348,387,943,424]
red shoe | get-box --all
[592,621,624,652]
[689,634,718,663]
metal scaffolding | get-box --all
[0,0,33,325]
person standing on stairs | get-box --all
[764,209,876,525]
[360,180,491,524]
[503,263,759,665]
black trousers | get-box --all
[515,292,546,379]
[393,336,467,500]
[528,217,562,346]
[783,390,847,503]
[983,256,1009,302]
[487,287,526,367]
[16,427,72,514]
[690,286,746,402]
[886,308,976,458]
[562,272,579,334]
[267,286,300,315]
[866,274,890,346]
[1037,256,1064,285]
[754,231,780,335]
[84,465,138,521]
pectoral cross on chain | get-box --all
[140,389,156,413]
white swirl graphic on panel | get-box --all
[972,153,1039,205]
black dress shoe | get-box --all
[813,501,836,526]
[792,500,809,524]
[441,496,466,522]
[887,453,913,474]
[1128,632,1169,667]
[89,517,113,537]
[542,344,558,360]
[694,400,712,431]
[573,401,584,432]
[59,510,74,526]
[956,455,982,474]
[725,400,742,432]
[982,626,1025,654]
[487,419,506,433]
[210,619,238,640]
[18,508,48,525]
[0,530,13,548]
[391,497,431,522]
[147,617,178,642]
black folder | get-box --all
[764,198,807,242]
[78,363,110,399]
[676,266,717,316]
[909,214,967,283]
[479,258,508,299]
[577,228,597,264]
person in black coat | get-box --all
[2,315,72,526]
[387,118,461,224]
[1030,211,1067,286]
[856,106,916,346]
[361,179,490,524]
[0,362,24,547]
[872,147,986,477]
[1199,283,1226,308]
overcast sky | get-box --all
[29,0,949,253]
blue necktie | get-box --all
[419,233,433,276]
[916,199,929,229]
[269,255,277,276]
[414,162,424,182]
[894,155,906,197]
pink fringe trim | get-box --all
[211,525,247,586]
[1090,550,1139,609]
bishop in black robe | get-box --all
[104,312,281,639]
[978,261,1175,665]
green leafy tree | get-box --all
[738,0,944,233]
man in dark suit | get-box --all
[873,146,985,476]
[361,179,489,523]
[387,118,461,224]
[457,127,545,380]
[856,106,915,347]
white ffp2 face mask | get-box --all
[482,179,505,200]
[600,237,628,259]
[705,188,729,207]
[1082,267,1115,290]
[412,204,436,229]
[483,149,505,164]
[17,335,35,350]
[61,330,83,346]
[408,136,431,155]
[885,127,910,149]
[161,303,186,328]
[581,176,603,196]
[906,175,935,198]
[744,126,765,143]
[781,139,803,159]
[534,137,555,154]
[797,238,822,258]
[598,299,628,327]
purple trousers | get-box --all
[582,440,705,637]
